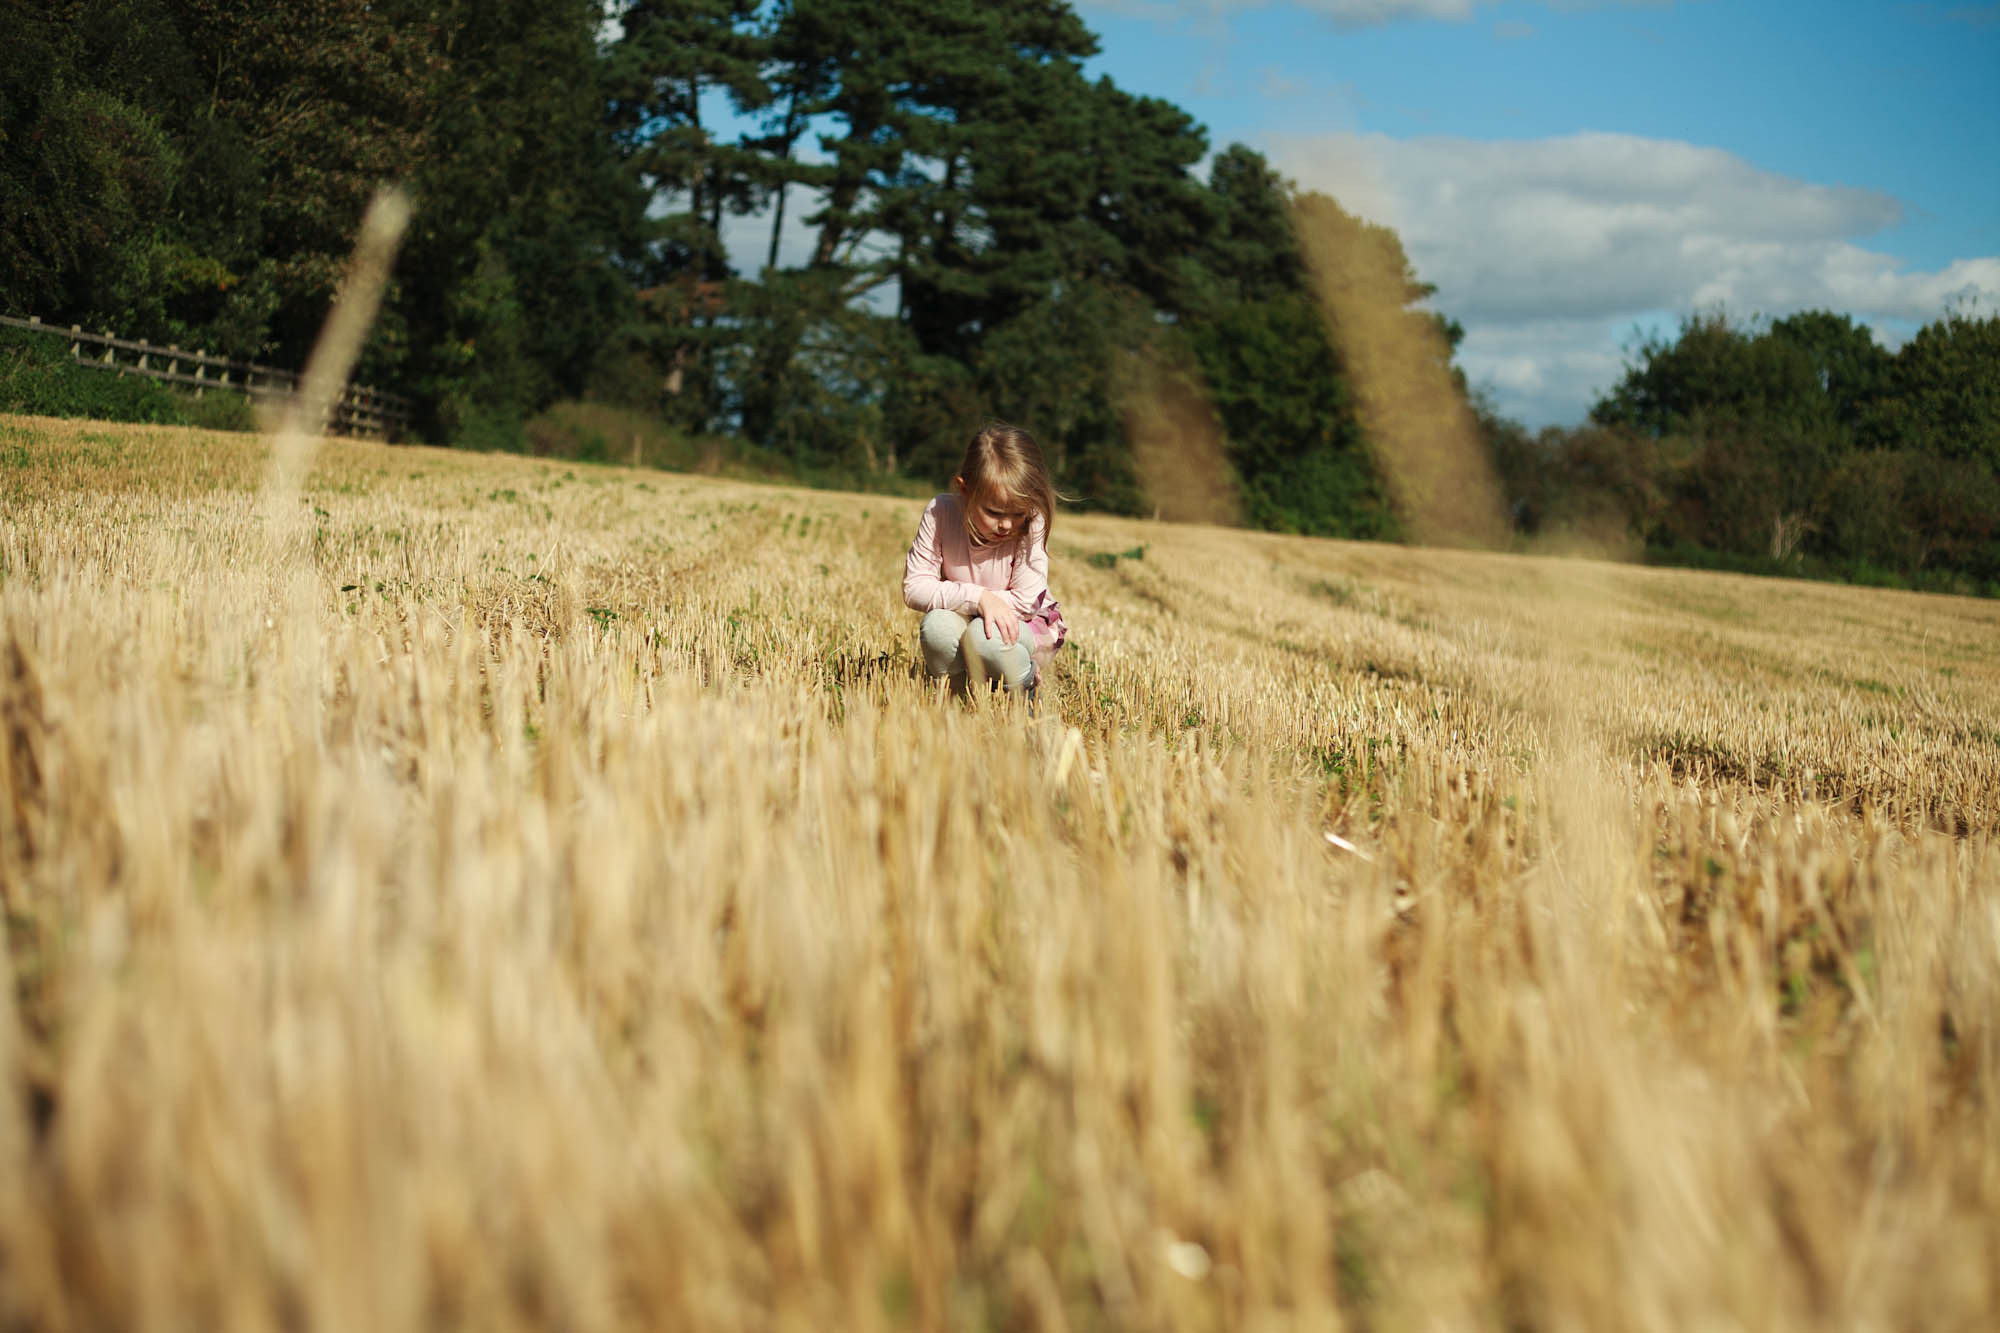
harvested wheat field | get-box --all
[2,412,1998,1332]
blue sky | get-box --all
[1070,0,2000,425]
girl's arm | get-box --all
[1004,514,1051,616]
[903,498,986,614]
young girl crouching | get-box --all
[902,422,1067,698]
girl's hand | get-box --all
[977,590,1020,645]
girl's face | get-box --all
[956,479,1030,544]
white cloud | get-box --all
[1455,317,1648,429]
[1267,131,2000,425]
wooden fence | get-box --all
[0,313,413,439]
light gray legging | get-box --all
[919,608,1034,691]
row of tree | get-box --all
[1,0,1438,536]
[4,0,1993,587]
[4,0,637,444]
[1488,307,2000,587]
[601,0,1441,531]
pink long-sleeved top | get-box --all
[902,492,1050,618]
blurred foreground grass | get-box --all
[2,413,1997,1331]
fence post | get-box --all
[70,324,81,359]
[195,351,206,397]
[102,331,114,368]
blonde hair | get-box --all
[955,421,1059,545]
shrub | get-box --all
[526,400,696,469]
[449,404,531,455]
[0,327,188,424]
[175,386,259,433]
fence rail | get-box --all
[1,313,412,439]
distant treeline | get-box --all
[1493,308,2000,592]
[3,1,1994,588]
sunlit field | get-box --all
[3,412,1998,1332]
